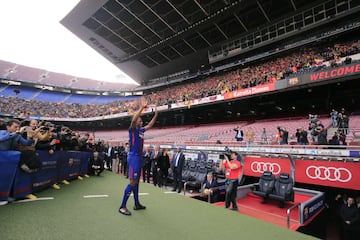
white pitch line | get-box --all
[164,191,177,194]
[130,193,149,196]
[15,197,54,203]
[83,195,109,198]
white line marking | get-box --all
[164,191,177,194]
[83,195,109,198]
[15,197,54,203]
[130,193,149,196]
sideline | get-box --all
[83,194,109,198]
[14,197,55,203]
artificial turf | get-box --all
[0,171,318,240]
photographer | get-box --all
[35,123,60,154]
[312,124,328,145]
[295,127,308,145]
[88,150,104,176]
[0,119,35,151]
[277,126,288,145]
[220,151,241,211]
[56,126,80,151]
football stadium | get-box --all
[1,0,360,240]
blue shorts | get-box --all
[127,154,141,179]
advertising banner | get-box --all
[0,151,20,201]
[306,63,360,82]
[294,159,360,190]
[301,194,325,223]
[32,150,60,192]
[223,83,275,100]
[243,156,292,178]
[58,151,83,181]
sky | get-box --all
[0,0,138,84]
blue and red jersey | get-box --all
[128,127,145,156]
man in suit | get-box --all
[150,146,160,186]
[171,146,185,193]
[88,150,104,176]
[106,143,115,171]
[203,172,219,203]
[142,146,151,183]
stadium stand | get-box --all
[0,84,39,99]
[0,60,17,77]
[65,94,98,104]
[42,72,73,87]
[33,89,69,102]
[7,64,45,83]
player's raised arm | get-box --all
[130,97,148,128]
[145,106,158,131]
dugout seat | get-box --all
[252,171,275,203]
[180,158,192,182]
[183,160,207,195]
[268,173,294,208]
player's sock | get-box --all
[133,183,139,206]
[120,184,133,208]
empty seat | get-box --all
[182,159,197,182]
[268,173,294,208]
[184,160,207,194]
[252,171,275,203]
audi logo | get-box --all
[250,161,281,174]
[306,166,352,183]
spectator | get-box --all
[277,126,289,145]
[157,148,170,188]
[88,150,104,176]
[339,196,359,240]
[312,123,328,145]
[338,113,349,135]
[330,109,338,127]
[329,131,340,145]
[338,130,347,145]
[150,145,160,186]
[0,119,34,151]
[142,145,151,183]
[105,143,115,171]
[296,127,308,145]
[203,172,219,203]
[171,146,185,193]
[261,128,268,144]
[233,126,243,142]
[245,127,255,147]
[121,142,129,178]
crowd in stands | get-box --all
[0,96,138,118]
[147,39,360,106]
[0,39,359,119]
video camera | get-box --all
[220,146,233,159]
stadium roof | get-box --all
[61,0,334,84]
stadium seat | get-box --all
[252,171,275,203]
[268,173,294,208]
[183,160,207,195]
[206,159,215,172]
